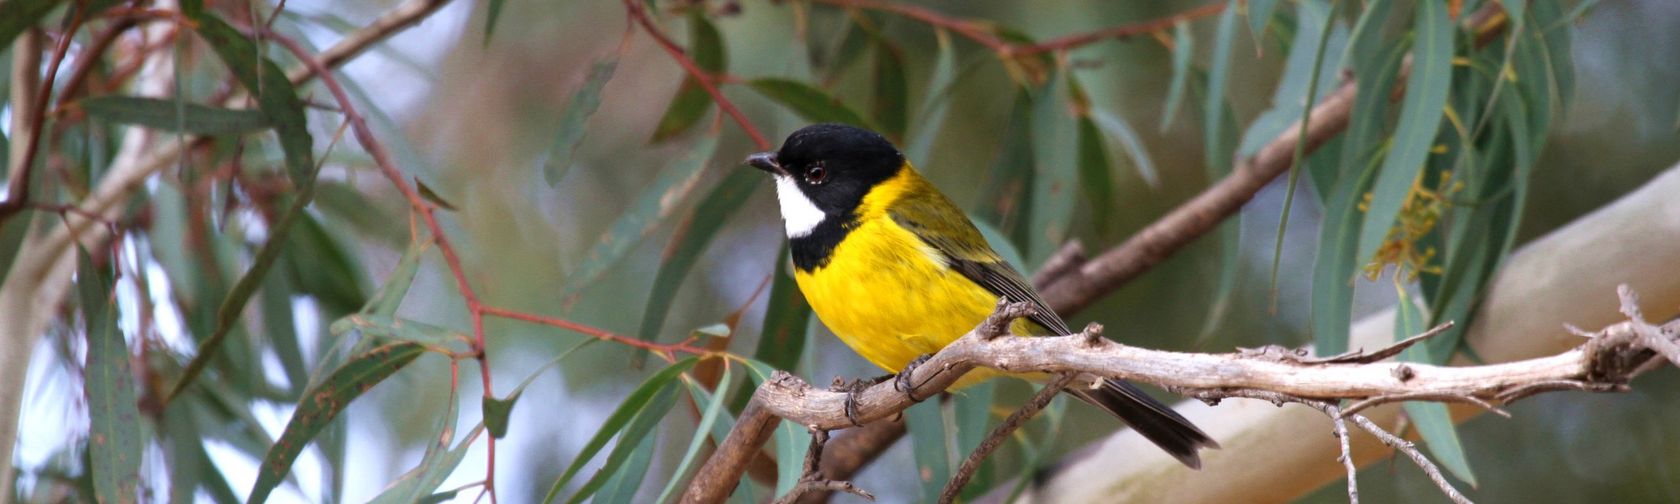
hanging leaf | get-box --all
[1247,0,1281,49]
[363,239,426,318]
[248,342,427,503]
[1026,71,1076,264]
[871,38,909,141]
[1075,116,1116,232]
[748,78,874,129]
[1354,0,1454,271]
[1204,3,1240,176]
[182,8,314,186]
[1089,108,1161,190]
[738,358,810,498]
[79,248,141,504]
[632,170,761,364]
[906,401,951,503]
[751,243,811,373]
[543,58,620,185]
[653,367,733,504]
[542,357,697,503]
[483,0,507,45]
[1396,292,1478,486]
[651,12,727,143]
[1161,20,1195,132]
[563,135,720,298]
[79,96,272,134]
[567,385,678,504]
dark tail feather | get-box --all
[1069,378,1218,469]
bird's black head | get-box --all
[746,124,905,220]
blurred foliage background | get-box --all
[4,0,1679,502]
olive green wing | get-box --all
[888,187,1073,336]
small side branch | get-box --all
[940,372,1077,504]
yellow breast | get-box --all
[792,170,1026,387]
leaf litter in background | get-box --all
[1395,290,1478,486]
[562,135,720,299]
[543,357,697,503]
[79,248,141,504]
[633,169,761,365]
[1354,0,1454,271]
[78,96,272,134]
[248,342,428,503]
[543,58,620,185]
[651,12,727,143]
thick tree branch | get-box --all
[683,288,1675,503]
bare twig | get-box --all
[940,372,1077,504]
[0,13,84,223]
[771,429,875,504]
[1325,403,1360,504]
[1345,414,1472,504]
[1617,284,1680,367]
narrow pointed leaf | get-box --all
[752,243,811,372]
[569,385,677,504]
[633,170,761,363]
[1247,0,1280,48]
[871,39,909,141]
[544,358,698,503]
[369,426,484,504]
[79,96,272,134]
[1026,71,1076,264]
[248,342,427,503]
[80,249,141,504]
[1204,4,1240,176]
[184,11,314,185]
[655,367,732,504]
[364,239,425,317]
[906,400,950,503]
[544,59,620,185]
[748,78,874,129]
[564,135,719,297]
[738,359,810,497]
[1397,294,1477,486]
[1355,0,1454,269]
[1161,20,1194,131]
[651,13,726,142]
[1075,117,1116,232]
[1089,108,1160,189]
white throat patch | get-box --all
[772,175,826,238]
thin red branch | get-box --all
[814,0,1227,56]
[0,14,85,223]
[622,0,772,150]
[1016,2,1228,54]
[480,306,708,358]
[263,30,503,504]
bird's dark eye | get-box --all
[804,163,827,184]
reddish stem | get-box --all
[622,0,773,150]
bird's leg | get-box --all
[894,353,934,403]
[830,375,891,427]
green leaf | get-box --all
[1204,3,1241,176]
[737,359,809,498]
[1268,0,1342,308]
[415,178,458,211]
[543,358,699,503]
[1075,117,1116,232]
[330,314,471,347]
[871,39,909,141]
[1310,150,1381,356]
[544,58,619,185]
[1026,71,1077,264]
[748,78,874,129]
[633,170,761,363]
[752,243,811,372]
[483,0,507,45]
[1088,108,1160,190]
[655,367,733,504]
[596,426,660,504]
[370,426,483,504]
[78,96,272,134]
[650,12,726,143]
[952,380,996,492]
[1247,0,1280,49]
[975,90,1034,244]
[363,238,425,317]
[572,386,677,504]
[1161,20,1194,132]
[563,135,720,298]
[248,342,427,503]
[186,12,314,186]
[0,0,61,50]
[262,269,309,396]
[904,28,967,165]
[480,338,598,440]
[1396,292,1477,486]
[1235,1,1349,158]
[1354,0,1454,270]
[906,400,950,503]
[79,248,141,504]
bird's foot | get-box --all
[894,354,934,403]
[830,375,891,427]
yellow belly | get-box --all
[794,215,1028,388]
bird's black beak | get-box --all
[746,151,787,176]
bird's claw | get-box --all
[894,354,933,403]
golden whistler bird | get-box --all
[746,123,1217,468]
